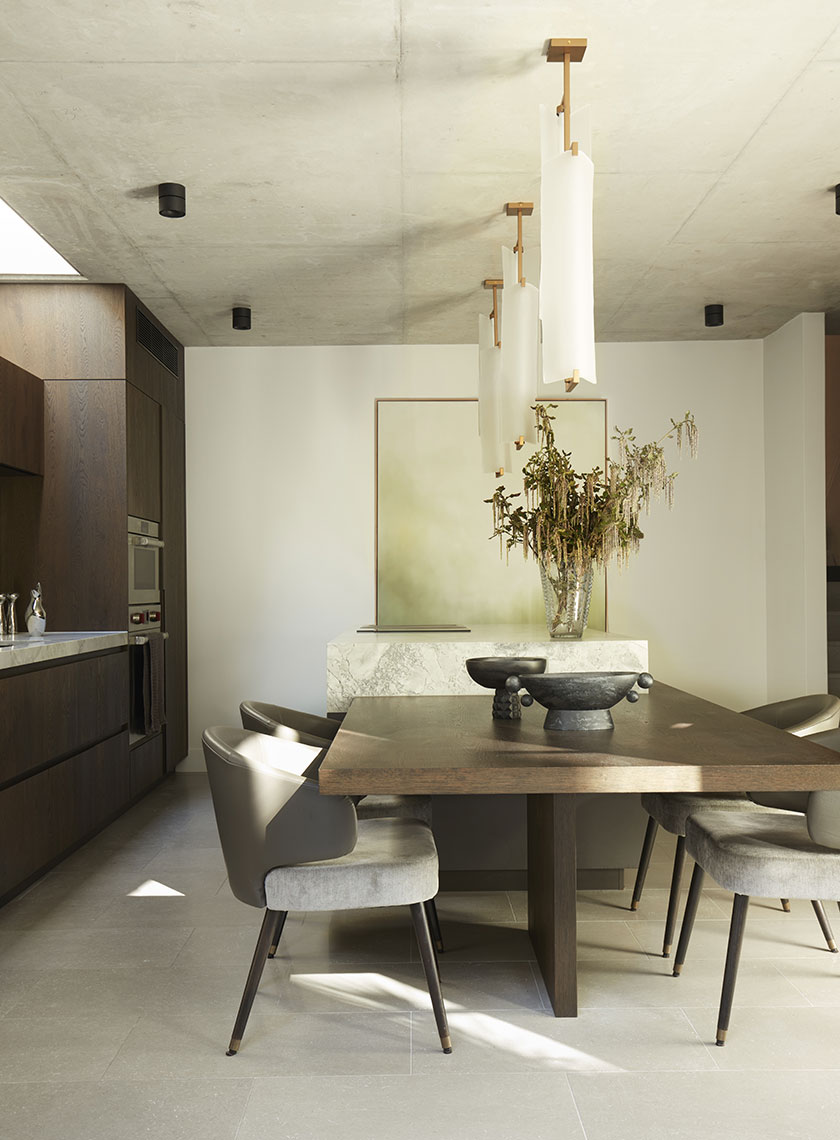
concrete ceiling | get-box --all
[2,1,840,346]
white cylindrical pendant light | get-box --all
[499,245,539,444]
[539,104,597,388]
[478,313,506,474]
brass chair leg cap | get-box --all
[629,900,640,911]
[441,1035,452,1053]
[672,964,682,977]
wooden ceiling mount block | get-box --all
[505,202,534,216]
[546,38,587,63]
[483,279,503,289]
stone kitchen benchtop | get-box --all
[0,631,128,671]
[327,624,648,713]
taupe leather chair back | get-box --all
[807,790,840,850]
[202,726,357,908]
[239,701,338,751]
[742,693,840,737]
[748,725,840,814]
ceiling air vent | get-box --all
[136,309,179,376]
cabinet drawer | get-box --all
[0,651,128,787]
[0,732,129,902]
[130,733,164,799]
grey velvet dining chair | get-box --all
[629,693,840,956]
[672,788,840,1045]
[240,699,443,951]
[202,726,452,1056]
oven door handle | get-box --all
[129,535,165,549]
[130,632,169,645]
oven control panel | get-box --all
[129,604,162,633]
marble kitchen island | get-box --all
[327,624,650,889]
[327,624,648,713]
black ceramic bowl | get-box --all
[465,657,547,690]
[465,656,547,720]
[516,671,654,731]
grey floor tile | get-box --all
[104,1008,412,1079]
[575,920,651,960]
[0,970,41,1016]
[0,1015,138,1082]
[576,955,810,1009]
[238,1074,584,1140]
[0,924,194,970]
[568,1070,840,1140]
[682,1004,840,1066]
[408,919,535,963]
[92,891,256,929]
[411,1007,717,1073]
[0,1078,253,1140]
[773,954,840,1004]
[629,914,838,960]
[433,891,516,924]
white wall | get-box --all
[184,338,775,767]
[763,313,827,698]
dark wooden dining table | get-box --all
[318,682,840,1017]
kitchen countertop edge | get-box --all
[0,631,128,671]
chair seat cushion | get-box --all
[264,818,438,912]
[640,792,755,836]
[685,809,840,899]
[357,794,432,825]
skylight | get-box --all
[0,197,80,275]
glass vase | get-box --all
[538,558,594,639]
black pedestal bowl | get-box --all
[510,670,654,731]
[465,656,547,719]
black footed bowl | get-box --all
[514,671,654,731]
[465,657,547,690]
[465,657,547,721]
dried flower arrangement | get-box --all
[488,403,699,573]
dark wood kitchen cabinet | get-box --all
[0,283,188,772]
[0,647,130,905]
[0,357,43,475]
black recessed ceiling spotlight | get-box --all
[232,306,252,330]
[158,183,186,218]
[704,303,724,328]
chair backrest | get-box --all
[748,727,840,814]
[239,701,337,761]
[742,693,840,737]
[202,726,357,908]
[807,791,840,849]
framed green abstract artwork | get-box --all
[376,398,607,629]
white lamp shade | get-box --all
[499,245,539,443]
[539,105,597,387]
[478,313,506,474]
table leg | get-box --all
[527,793,577,1017]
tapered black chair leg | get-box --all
[267,909,288,958]
[631,816,659,911]
[424,897,445,954]
[781,898,791,912]
[716,894,750,1046]
[227,909,280,1056]
[811,899,838,952]
[411,901,452,1053]
[662,835,687,958]
[673,863,705,976]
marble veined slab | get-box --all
[326,624,648,713]
[0,631,127,671]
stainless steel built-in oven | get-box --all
[129,602,167,744]
[128,516,164,606]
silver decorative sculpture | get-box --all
[25,583,46,635]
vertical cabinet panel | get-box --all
[2,380,128,632]
[0,358,43,475]
[130,733,164,798]
[162,408,188,770]
[0,732,129,903]
[126,382,161,522]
